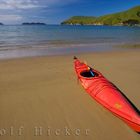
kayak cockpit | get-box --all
[80,70,99,78]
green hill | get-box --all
[61,6,140,26]
[61,16,96,25]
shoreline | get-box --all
[0,43,140,60]
[0,48,138,61]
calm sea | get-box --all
[0,25,140,59]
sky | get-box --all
[0,0,140,24]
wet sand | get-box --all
[0,50,140,140]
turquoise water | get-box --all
[0,25,140,59]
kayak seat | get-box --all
[80,70,98,78]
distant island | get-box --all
[61,6,140,26]
[22,22,46,25]
[0,23,4,25]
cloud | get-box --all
[0,0,79,24]
[0,0,78,10]
[0,14,22,22]
[0,0,42,10]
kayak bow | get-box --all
[74,56,140,133]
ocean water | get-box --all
[0,25,140,59]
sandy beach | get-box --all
[0,50,140,140]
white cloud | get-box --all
[0,15,22,22]
[0,0,79,24]
[0,0,42,10]
[0,0,78,10]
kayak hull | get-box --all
[74,58,140,132]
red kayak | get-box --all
[74,56,140,133]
